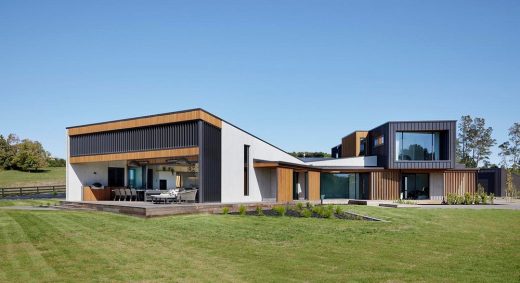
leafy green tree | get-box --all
[457,115,474,164]
[471,118,496,167]
[0,134,19,169]
[47,157,66,167]
[457,116,495,168]
[12,139,48,171]
[498,122,520,171]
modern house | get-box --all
[66,109,477,203]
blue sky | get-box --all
[1,1,519,163]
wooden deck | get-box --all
[60,200,283,218]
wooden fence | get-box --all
[0,185,66,198]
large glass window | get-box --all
[320,173,367,199]
[395,132,441,161]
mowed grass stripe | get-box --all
[0,211,58,282]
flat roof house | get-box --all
[66,109,477,203]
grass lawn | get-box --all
[0,205,518,282]
[0,167,65,188]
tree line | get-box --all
[0,134,65,172]
[290,152,332,158]
[457,115,519,172]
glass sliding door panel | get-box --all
[401,173,429,200]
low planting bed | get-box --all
[224,204,386,222]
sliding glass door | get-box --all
[401,173,429,200]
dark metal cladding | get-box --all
[367,121,456,169]
[198,121,222,203]
[69,121,199,157]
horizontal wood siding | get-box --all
[370,171,400,200]
[70,147,199,164]
[444,171,476,196]
[277,168,293,203]
[68,109,221,136]
[308,171,320,201]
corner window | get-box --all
[244,145,250,196]
[373,135,384,147]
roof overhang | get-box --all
[67,108,221,136]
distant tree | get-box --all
[0,134,20,169]
[12,139,48,171]
[47,157,66,167]
[505,169,518,201]
[471,118,496,167]
[290,152,332,158]
[457,115,474,165]
[456,116,495,168]
[498,123,520,171]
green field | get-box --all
[0,204,518,282]
[0,167,65,188]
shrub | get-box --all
[489,193,495,204]
[300,208,312,218]
[312,205,323,215]
[306,202,314,209]
[296,202,304,211]
[238,205,246,215]
[473,194,481,205]
[273,206,286,216]
[321,206,334,218]
[334,206,344,215]
[446,194,455,205]
[222,207,230,215]
[480,192,488,204]
[255,206,264,216]
[464,192,472,205]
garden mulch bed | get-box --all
[228,207,387,222]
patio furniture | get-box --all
[178,189,198,203]
[124,188,132,201]
[113,189,121,201]
[130,189,138,201]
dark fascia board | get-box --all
[254,159,384,171]
[66,108,303,162]
[368,120,457,132]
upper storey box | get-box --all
[368,121,457,169]
[333,121,457,170]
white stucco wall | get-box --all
[221,121,303,203]
[305,156,378,167]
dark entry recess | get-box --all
[108,167,125,187]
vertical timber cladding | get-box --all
[277,168,293,203]
[444,171,476,196]
[198,121,222,203]
[308,171,321,201]
[369,171,400,200]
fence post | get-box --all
[1,188,4,198]
[53,186,56,193]
[36,187,39,194]
[20,187,23,196]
